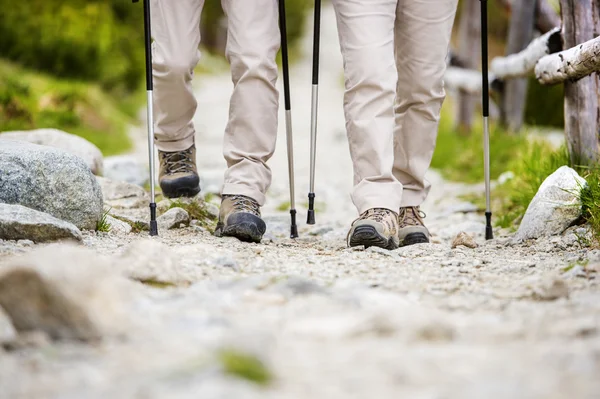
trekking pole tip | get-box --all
[307,209,315,225]
[485,211,493,240]
[290,209,299,238]
[307,193,316,225]
[149,203,158,236]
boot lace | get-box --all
[162,147,195,175]
[398,206,426,228]
[360,208,392,223]
[226,195,260,216]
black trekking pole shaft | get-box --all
[279,0,298,238]
[307,0,321,225]
[135,0,158,235]
[481,0,492,240]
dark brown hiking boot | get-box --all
[347,208,399,250]
[158,145,200,198]
[398,206,430,246]
[214,195,266,243]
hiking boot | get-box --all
[347,208,399,250]
[398,206,430,246]
[214,195,266,243]
[158,145,201,198]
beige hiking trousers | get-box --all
[331,0,458,214]
[150,0,280,205]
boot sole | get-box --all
[348,225,399,250]
[401,232,429,247]
[161,185,201,199]
[214,213,266,244]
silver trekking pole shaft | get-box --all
[481,0,492,240]
[279,0,298,238]
[134,0,158,236]
[307,0,321,225]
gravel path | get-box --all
[1,6,599,398]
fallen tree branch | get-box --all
[535,35,600,85]
[491,27,562,79]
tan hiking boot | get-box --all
[214,195,266,243]
[158,145,200,198]
[398,206,430,246]
[347,208,399,250]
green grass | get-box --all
[218,349,272,386]
[490,142,571,229]
[0,59,137,156]
[579,166,600,242]
[96,208,111,233]
[431,102,529,183]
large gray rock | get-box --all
[0,128,103,175]
[103,155,148,186]
[0,204,82,242]
[0,140,103,230]
[96,176,148,209]
[0,244,135,341]
[514,166,586,242]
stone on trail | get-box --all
[104,215,132,235]
[513,166,586,243]
[0,140,103,230]
[157,207,190,230]
[103,155,148,186]
[118,239,203,285]
[531,276,569,301]
[0,128,104,175]
[0,244,134,341]
[451,231,478,249]
[0,203,82,242]
[96,176,148,209]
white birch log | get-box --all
[491,27,561,79]
[444,67,496,95]
[535,35,600,85]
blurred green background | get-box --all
[0,0,311,155]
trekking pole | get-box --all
[278,0,299,238]
[133,0,158,236]
[307,0,321,225]
[480,0,493,240]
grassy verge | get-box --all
[431,99,600,238]
[431,101,529,183]
[0,59,140,156]
[486,142,571,229]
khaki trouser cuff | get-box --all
[399,189,429,208]
[351,181,403,215]
[155,130,195,153]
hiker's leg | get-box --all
[151,0,204,152]
[220,0,280,206]
[392,0,458,207]
[331,0,403,215]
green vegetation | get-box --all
[218,349,273,386]
[0,0,311,156]
[579,167,600,242]
[96,208,112,233]
[138,279,177,289]
[432,100,600,238]
[489,142,571,229]
[0,0,145,95]
[168,199,218,230]
[0,60,135,155]
[431,102,529,183]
